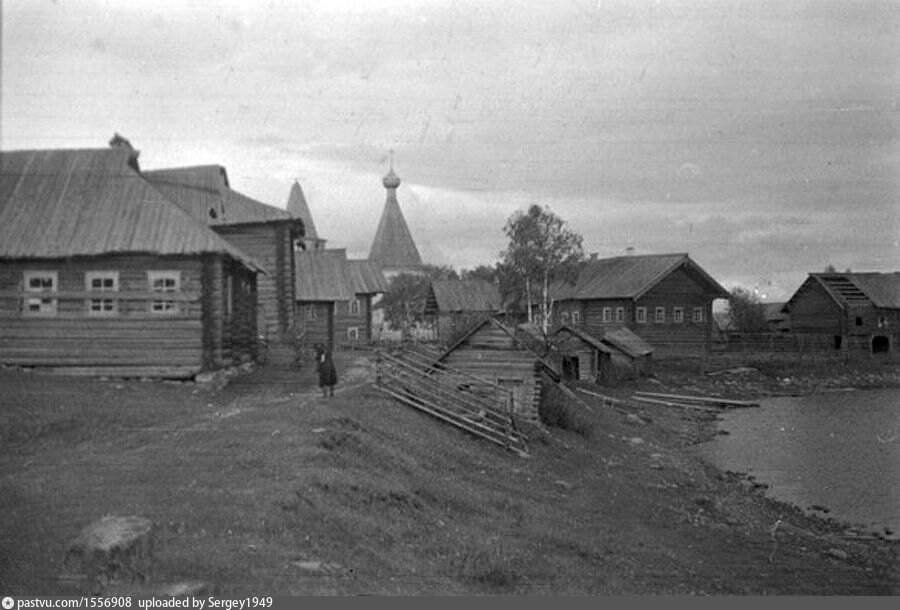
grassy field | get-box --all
[1,354,898,595]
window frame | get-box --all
[148,270,180,315]
[673,307,684,323]
[23,270,58,316]
[571,310,581,325]
[655,306,665,323]
[615,307,625,323]
[692,307,704,323]
[350,298,361,316]
[85,271,119,316]
[602,307,612,323]
[636,307,647,324]
[305,304,317,320]
[347,326,360,341]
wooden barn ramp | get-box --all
[374,348,529,457]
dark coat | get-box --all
[316,349,337,387]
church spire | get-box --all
[369,154,423,276]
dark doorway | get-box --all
[872,336,890,354]
[833,335,843,350]
[562,356,579,380]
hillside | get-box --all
[1,354,897,595]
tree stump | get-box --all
[63,516,155,592]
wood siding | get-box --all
[0,256,206,373]
[297,301,333,350]
[440,325,540,420]
[333,294,374,348]
[214,224,294,339]
[558,266,720,356]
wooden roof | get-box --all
[552,253,729,301]
[286,180,320,239]
[0,148,261,271]
[294,249,386,301]
[787,272,900,311]
[143,166,295,227]
[426,279,503,314]
[553,324,654,358]
[368,182,422,270]
[347,259,389,295]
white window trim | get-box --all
[673,307,684,323]
[571,310,580,325]
[615,307,624,323]
[85,271,119,316]
[561,311,570,323]
[148,270,180,314]
[602,307,611,323]
[350,298,361,316]
[347,326,360,340]
[636,307,647,324]
[655,307,665,323]
[693,307,704,323]
[23,270,58,316]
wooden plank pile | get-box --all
[630,391,759,412]
[374,349,529,457]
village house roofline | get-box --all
[786,272,900,311]
[551,253,729,302]
[426,279,504,314]
[143,165,297,227]
[295,248,387,301]
[0,148,264,273]
[554,323,654,358]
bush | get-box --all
[538,381,594,438]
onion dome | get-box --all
[382,168,401,189]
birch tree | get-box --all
[500,204,584,334]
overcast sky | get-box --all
[2,0,898,301]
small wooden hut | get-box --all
[435,317,546,420]
[552,324,653,384]
[424,279,503,342]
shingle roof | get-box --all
[552,253,728,301]
[804,272,900,310]
[143,165,294,226]
[286,180,319,239]
[295,249,353,301]
[428,279,503,313]
[602,326,654,358]
[0,148,261,270]
[347,259,388,295]
[368,182,422,270]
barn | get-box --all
[783,272,900,356]
[0,146,263,377]
[552,324,653,384]
[552,253,729,357]
[424,279,503,342]
[434,317,546,420]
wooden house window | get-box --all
[571,310,580,325]
[148,271,180,314]
[23,271,58,316]
[602,307,612,322]
[86,271,119,315]
[350,298,361,316]
[655,307,665,323]
[561,311,570,324]
[636,307,647,324]
[305,304,317,320]
[615,307,624,323]
[692,307,704,323]
[673,307,684,323]
[347,327,359,341]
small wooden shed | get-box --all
[424,279,503,342]
[434,317,545,420]
[552,324,653,384]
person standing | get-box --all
[315,344,337,397]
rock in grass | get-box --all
[63,516,155,589]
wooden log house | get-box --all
[142,165,305,349]
[434,317,549,420]
[551,324,653,384]
[783,272,900,356]
[551,253,729,357]
[294,249,387,351]
[0,146,263,377]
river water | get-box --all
[694,388,900,538]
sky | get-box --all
[2,0,898,301]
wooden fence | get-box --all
[374,348,529,457]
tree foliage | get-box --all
[726,286,768,333]
[379,264,458,333]
[500,204,584,334]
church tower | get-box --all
[287,180,326,251]
[368,157,424,277]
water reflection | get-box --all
[695,389,900,538]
